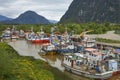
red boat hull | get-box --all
[31,39,49,43]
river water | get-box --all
[8,40,120,80]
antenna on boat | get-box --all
[31,27,33,32]
[41,26,43,32]
[65,26,68,35]
[40,26,45,35]
[65,26,67,32]
[13,25,15,30]
[51,27,54,35]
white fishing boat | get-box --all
[19,30,25,38]
[41,44,56,55]
[2,28,11,39]
[62,48,120,79]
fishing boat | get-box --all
[31,36,50,43]
[26,27,50,43]
[2,27,11,40]
[62,48,120,79]
[41,44,56,55]
[19,30,25,38]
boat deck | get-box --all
[73,64,97,74]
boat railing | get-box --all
[95,71,113,75]
[85,71,112,79]
[72,66,112,79]
[63,63,113,79]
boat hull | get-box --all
[19,35,25,38]
[2,36,11,39]
[63,63,118,80]
[31,39,50,43]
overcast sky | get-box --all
[0,0,73,21]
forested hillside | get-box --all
[60,0,120,23]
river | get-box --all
[8,40,120,80]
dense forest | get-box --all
[0,22,120,35]
[60,0,120,23]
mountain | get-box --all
[2,11,50,24]
[13,11,50,24]
[60,0,120,23]
[0,15,12,21]
[49,20,58,24]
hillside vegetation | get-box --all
[0,42,73,80]
[60,0,120,23]
[0,23,120,34]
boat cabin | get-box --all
[83,48,103,68]
[82,37,96,48]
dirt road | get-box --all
[87,31,120,41]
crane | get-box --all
[79,30,93,39]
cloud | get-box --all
[0,0,73,20]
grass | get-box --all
[0,42,73,80]
[96,38,120,43]
[115,30,120,34]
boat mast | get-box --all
[51,27,54,35]
[31,27,33,32]
[65,26,68,35]
[41,26,43,32]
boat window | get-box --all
[65,57,67,60]
[89,53,91,56]
[68,58,70,61]
[76,56,79,59]
[91,54,93,56]
[88,63,90,66]
[94,55,96,57]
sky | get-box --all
[0,0,73,21]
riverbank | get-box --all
[1,40,120,80]
[8,40,89,80]
[0,42,75,80]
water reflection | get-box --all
[8,40,46,61]
[8,40,65,71]
[41,55,65,71]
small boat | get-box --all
[42,44,56,55]
[2,28,11,40]
[19,30,25,38]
